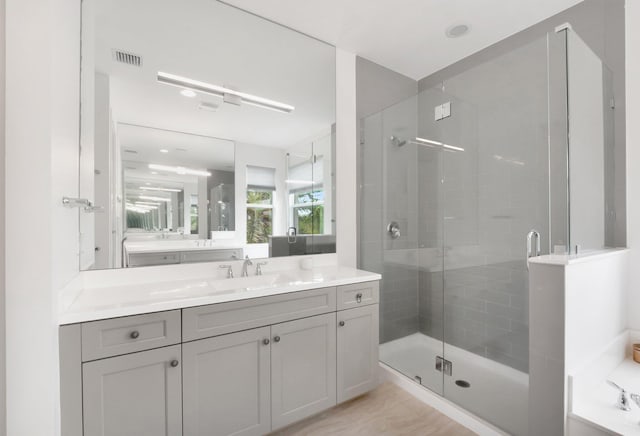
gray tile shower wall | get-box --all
[418,260,529,373]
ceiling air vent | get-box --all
[112,49,142,67]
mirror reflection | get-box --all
[79,0,336,270]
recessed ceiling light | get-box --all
[180,89,197,98]
[160,149,169,153]
[446,23,470,38]
[150,171,158,175]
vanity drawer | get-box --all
[336,281,379,310]
[81,310,181,361]
[127,252,181,267]
[183,287,337,341]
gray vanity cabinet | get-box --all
[271,312,337,430]
[82,344,183,436]
[60,280,380,436]
[337,304,380,403]
[182,327,271,436]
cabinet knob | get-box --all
[339,321,345,327]
[129,330,140,339]
[170,359,179,367]
[356,293,363,303]
[263,338,270,345]
[273,336,281,343]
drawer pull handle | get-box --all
[356,293,363,303]
[170,359,179,367]
[129,331,140,339]
[273,336,281,343]
[263,338,270,345]
[339,321,345,327]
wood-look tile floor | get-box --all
[268,382,477,436]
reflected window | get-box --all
[190,194,199,234]
[246,189,273,243]
[290,189,324,234]
[246,165,276,244]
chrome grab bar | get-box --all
[526,230,541,270]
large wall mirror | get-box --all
[79,0,336,270]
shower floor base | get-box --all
[379,333,528,436]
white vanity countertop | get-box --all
[58,265,381,325]
[124,241,243,254]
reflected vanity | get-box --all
[79,0,336,270]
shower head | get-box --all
[390,136,407,147]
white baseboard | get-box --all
[379,362,508,436]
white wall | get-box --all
[626,0,640,331]
[529,250,628,436]
[0,0,6,432]
[5,1,80,435]
[336,49,357,268]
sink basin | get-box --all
[209,273,289,292]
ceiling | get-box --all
[222,0,584,80]
[119,124,234,170]
[119,124,235,197]
[91,0,335,149]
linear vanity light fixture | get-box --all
[139,195,171,202]
[414,137,465,152]
[148,163,211,177]
[139,186,182,192]
[157,72,295,114]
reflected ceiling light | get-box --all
[446,23,471,38]
[414,137,465,152]
[493,154,525,166]
[150,171,158,175]
[198,102,219,112]
[140,186,182,192]
[130,204,158,210]
[180,89,197,98]
[139,195,171,202]
[148,163,211,177]
[157,72,295,114]
[160,149,169,153]
[126,205,152,213]
[135,201,161,206]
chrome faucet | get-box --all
[241,255,253,277]
[219,264,234,279]
[607,380,632,411]
[255,261,268,276]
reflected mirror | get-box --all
[79,0,336,269]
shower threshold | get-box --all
[379,333,528,436]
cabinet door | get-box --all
[337,304,379,403]
[182,327,271,436]
[271,313,337,430]
[82,345,182,436]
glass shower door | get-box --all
[435,36,552,436]
[361,93,446,397]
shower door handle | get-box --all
[526,230,541,270]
